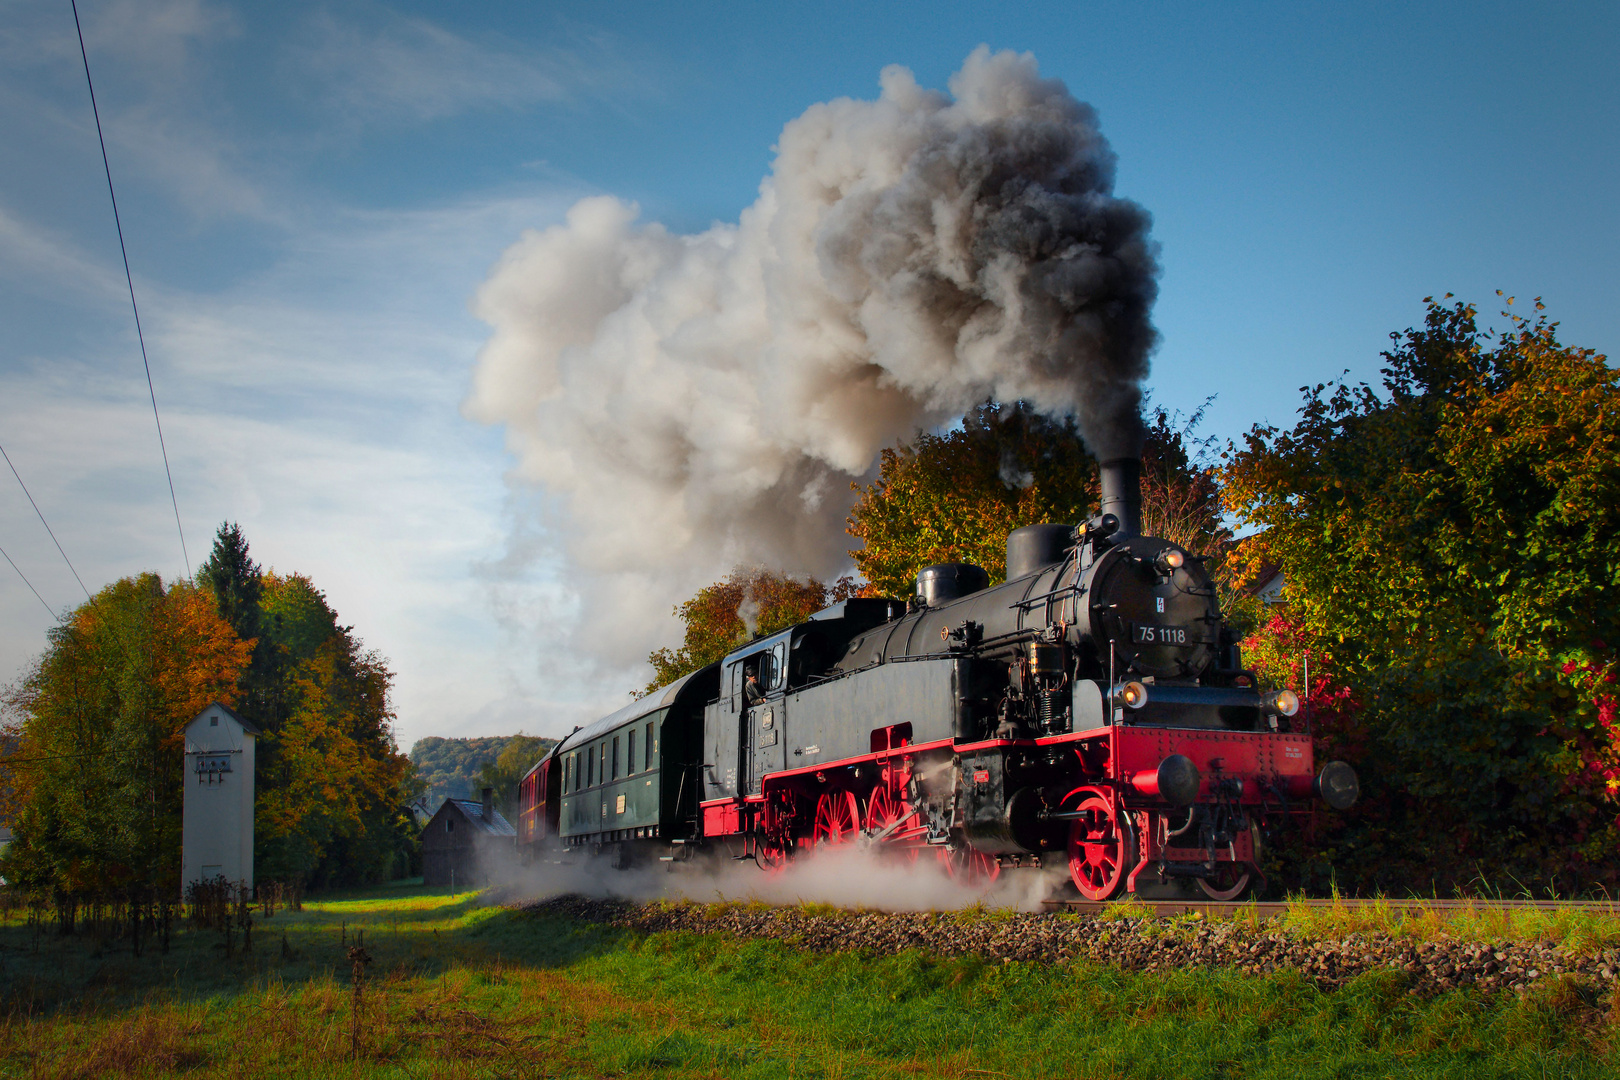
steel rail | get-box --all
[1041,897,1620,918]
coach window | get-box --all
[572,752,580,791]
[586,747,595,787]
[612,736,620,780]
[626,729,637,775]
[645,721,654,770]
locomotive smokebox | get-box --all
[1098,457,1143,538]
[1006,524,1076,580]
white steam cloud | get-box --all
[487,840,1073,914]
[468,47,1158,674]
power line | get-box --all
[0,540,58,620]
[1,443,90,600]
[70,0,190,579]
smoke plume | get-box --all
[468,47,1157,672]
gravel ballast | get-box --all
[525,895,1620,997]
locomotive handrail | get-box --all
[1009,583,1085,610]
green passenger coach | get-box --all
[520,665,716,856]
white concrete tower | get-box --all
[181,702,257,894]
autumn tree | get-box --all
[0,574,250,895]
[1139,402,1230,560]
[846,401,1098,596]
[846,399,1227,598]
[199,524,417,886]
[646,568,856,691]
[1222,297,1620,893]
[246,570,416,887]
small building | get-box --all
[1235,558,1287,606]
[181,702,257,894]
[422,788,514,888]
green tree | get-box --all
[197,523,262,647]
[0,575,249,896]
[475,734,554,822]
[1222,296,1620,893]
[409,736,525,806]
[196,522,284,746]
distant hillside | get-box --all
[409,735,553,807]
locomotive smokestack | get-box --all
[1098,458,1142,537]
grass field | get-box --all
[1,883,1616,1079]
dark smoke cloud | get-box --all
[467,47,1157,672]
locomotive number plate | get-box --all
[1133,623,1193,645]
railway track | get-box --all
[1041,897,1620,918]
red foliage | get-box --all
[1239,613,1364,765]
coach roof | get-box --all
[552,663,716,756]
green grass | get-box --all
[1278,893,1620,951]
[1,885,1616,1078]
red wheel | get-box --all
[813,791,860,848]
[1067,794,1136,900]
[757,795,797,873]
[937,845,1001,884]
[864,786,921,862]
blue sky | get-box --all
[1,0,1615,746]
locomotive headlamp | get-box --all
[1265,689,1301,716]
[1110,681,1149,710]
[1154,550,1186,574]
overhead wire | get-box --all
[1,443,91,600]
[70,0,190,578]
[0,541,58,621]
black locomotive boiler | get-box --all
[519,458,1358,899]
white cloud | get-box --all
[0,204,129,302]
[0,188,614,747]
[293,12,616,124]
[0,2,650,746]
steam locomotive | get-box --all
[518,458,1358,899]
